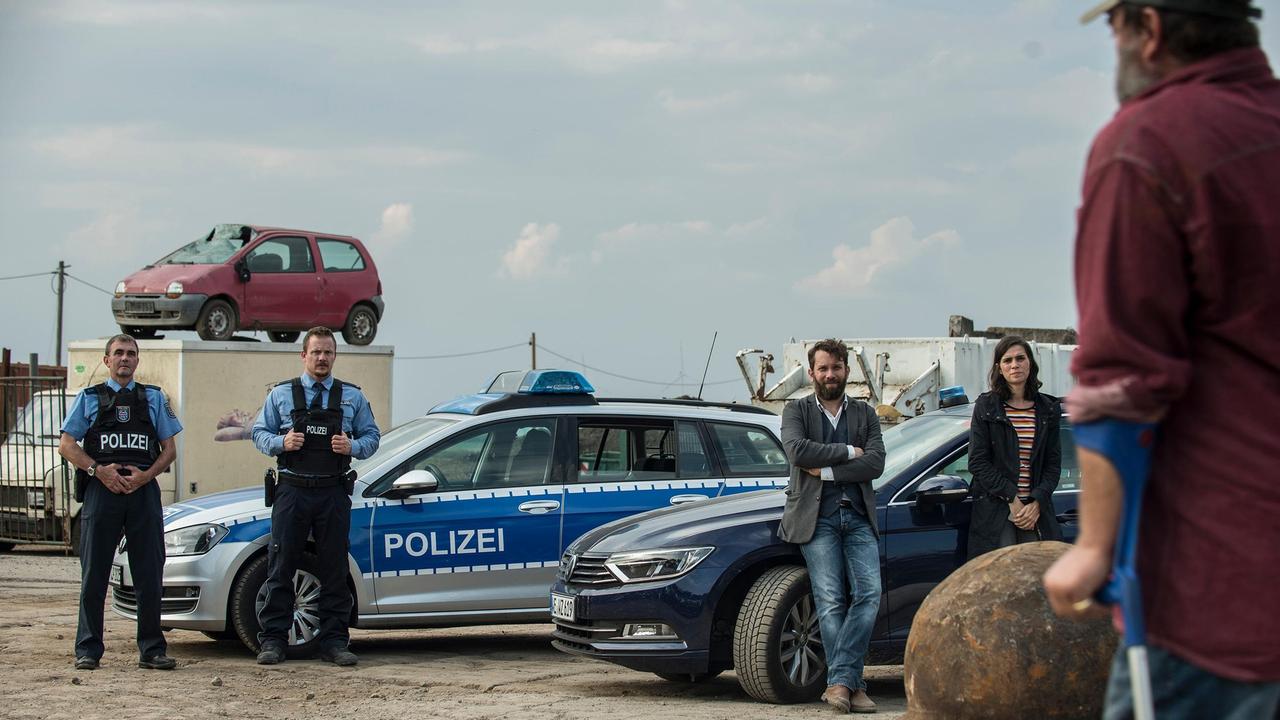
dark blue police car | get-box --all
[549,397,1080,703]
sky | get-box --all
[3,0,1278,425]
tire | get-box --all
[120,326,157,340]
[267,331,299,343]
[230,551,325,657]
[732,565,827,704]
[341,305,377,345]
[654,671,723,683]
[201,629,242,645]
[0,542,14,553]
[196,299,237,341]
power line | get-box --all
[64,273,114,296]
[0,271,54,281]
[539,343,739,387]
[396,342,527,360]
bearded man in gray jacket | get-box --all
[778,338,886,714]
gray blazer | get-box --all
[777,397,886,544]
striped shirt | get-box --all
[1005,403,1036,498]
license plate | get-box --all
[124,300,155,313]
[550,593,575,622]
[109,564,123,586]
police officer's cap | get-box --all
[1081,0,1262,24]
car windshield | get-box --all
[154,224,255,265]
[350,416,458,474]
[875,413,970,489]
[4,393,72,447]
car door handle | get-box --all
[518,500,561,514]
[1057,509,1079,524]
[670,494,708,505]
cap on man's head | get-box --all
[1080,0,1262,24]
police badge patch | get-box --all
[116,405,131,423]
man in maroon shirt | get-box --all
[1044,1,1280,718]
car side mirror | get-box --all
[382,469,439,500]
[234,258,251,283]
[915,474,970,505]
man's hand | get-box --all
[1044,544,1112,620]
[801,467,822,477]
[95,463,129,494]
[1013,500,1040,530]
[120,465,153,493]
[282,429,305,452]
[331,433,352,455]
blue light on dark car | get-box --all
[939,385,969,408]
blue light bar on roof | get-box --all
[519,370,595,394]
[939,385,969,408]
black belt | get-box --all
[837,498,855,509]
[277,473,344,488]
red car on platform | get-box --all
[112,224,384,345]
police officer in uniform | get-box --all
[59,334,182,671]
[251,326,380,666]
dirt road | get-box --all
[0,547,906,719]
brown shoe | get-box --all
[820,684,851,712]
[849,688,876,714]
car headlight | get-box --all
[114,281,127,297]
[165,281,184,299]
[163,524,228,556]
[604,546,714,583]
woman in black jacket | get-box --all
[967,336,1062,560]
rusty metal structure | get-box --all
[0,349,72,551]
[736,317,1078,420]
[903,542,1117,719]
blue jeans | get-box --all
[1104,643,1280,720]
[799,507,881,691]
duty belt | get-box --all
[277,473,344,488]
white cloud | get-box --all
[62,208,167,266]
[42,0,248,26]
[657,89,743,115]
[32,125,468,178]
[783,73,836,94]
[592,220,714,263]
[796,217,961,296]
[372,203,414,248]
[1014,66,1114,131]
[499,223,561,279]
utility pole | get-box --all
[55,261,68,366]
[530,332,537,370]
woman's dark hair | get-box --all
[989,335,1042,401]
[1117,3,1259,62]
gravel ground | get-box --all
[0,546,906,719]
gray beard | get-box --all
[1116,45,1160,103]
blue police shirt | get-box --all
[251,373,381,459]
[61,379,184,447]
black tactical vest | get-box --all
[84,383,161,468]
[277,378,350,478]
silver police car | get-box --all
[110,370,788,654]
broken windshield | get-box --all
[155,224,255,265]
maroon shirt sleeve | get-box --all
[1069,146,1193,422]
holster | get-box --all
[343,469,357,496]
[264,468,277,507]
[74,469,89,503]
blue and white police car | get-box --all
[109,370,789,654]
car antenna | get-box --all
[697,331,718,400]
